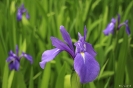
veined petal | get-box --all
[60,26,74,51]
[21,52,33,64]
[85,42,96,57]
[51,37,75,58]
[40,48,62,69]
[9,60,20,71]
[74,52,100,83]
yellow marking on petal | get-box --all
[80,52,85,63]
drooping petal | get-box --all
[26,12,30,19]
[118,20,131,35]
[21,52,33,64]
[85,42,96,57]
[60,26,74,51]
[125,20,130,35]
[6,56,15,63]
[74,52,100,83]
[125,24,130,35]
[9,60,20,71]
[103,18,116,35]
[84,26,87,40]
[51,37,75,58]
[39,48,62,69]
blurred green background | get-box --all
[0,0,133,88]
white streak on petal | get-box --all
[80,52,85,63]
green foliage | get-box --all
[0,0,133,88]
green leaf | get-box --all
[2,63,9,88]
[40,63,51,88]
[55,62,67,88]
[16,71,26,88]
[98,59,109,80]
[64,74,71,88]
[10,1,16,15]
[114,33,128,88]
[71,71,83,88]
[29,67,34,88]
[8,70,15,88]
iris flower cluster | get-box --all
[17,4,30,21]
[6,45,33,71]
[103,14,130,35]
[39,26,100,83]
[6,2,131,84]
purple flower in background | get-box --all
[6,45,33,71]
[103,18,116,35]
[118,20,130,35]
[103,14,131,35]
[17,4,30,21]
[39,26,100,83]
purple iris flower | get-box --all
[6,45,33,71]
[39,26,100,83]
[17,4,30,21]
[103,14,131,35]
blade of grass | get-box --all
[40,63,51,88]
[2,63,9,88]
[55,62,66,88]
[114,33,128,88]
[8,70,15,88]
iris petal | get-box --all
[125,20,130,35]
[6,56,15,62]
[103,18,116,35]
[103,23,115,35]
[60,26,74,51]
[21,52,33,64]
[74,52,100,83]
[85,42,96,57]
[39,48,62,69]
[26,12,30,19]
[118,20,131,35]
[17,10,22,21]
[9,50,18,58]
[9,60,20,71]
[51,37,75,58]
[125,24,130,35]
[20,4,26,13]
